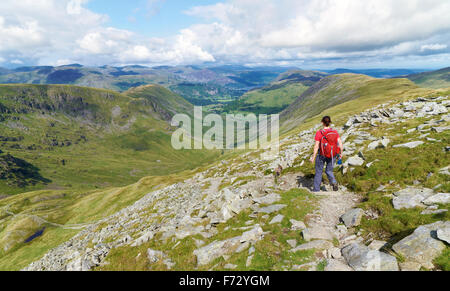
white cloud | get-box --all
[0,0,449,67]
[421,43,448,51]
[184,0,450,66]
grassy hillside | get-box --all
[281,74,430,131]
[406,67,450,89]
[0,84,221,195]
[223,70,326,114]
[126,85,193,120]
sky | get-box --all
[0,0,449,69]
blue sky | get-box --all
[0,0,449,69]
[87,0,219,38]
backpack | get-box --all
[320,129,341,158]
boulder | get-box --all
[380,139,390,148]
[269,214,284,225]
[392,187,434,210]
[289,219,306,231]
[422,193,450,205]
[342,243,399,271]
[290,240,333,252]
[340,208,364,227]
[393,141,424,149]
[399,262,422,271]
[286,239,297,248]
[421,209,448,215]
[193,225,264,266]
[368,141,380,150]
[324,259,353,271]
[432,126,450,133]
[392,221,449,269]
[256,204,287,214]
[240,225,264,243]
[302,227,335,242]
[436,227,450,244]
[252,194,281,205]
[329,247,342,259]
[345,156,364,167]
[439,166,450,176]
[147,249,167,263]
[368,240,387,251]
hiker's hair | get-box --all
[322,116,332,127]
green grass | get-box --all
[224,82,309,115]
[434,247,450,271]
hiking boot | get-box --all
[332,184,339,191]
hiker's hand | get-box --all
[309,156,315,164]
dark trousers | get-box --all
[313,155,337,192]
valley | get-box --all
[0,65,449,272]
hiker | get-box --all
[309,116,343,192]
[274,164,283,178]
[274,164,283,184]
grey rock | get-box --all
[392,187,434,210]
[345,156,364,167]
[432,126,450,133]
[224,264,237,269]
[439,166,450,176]
[256,204,287,214]
[194,226,264,266]
[302,227,335,242]
[368,141,380,150]
[240,225,264,243]
[393,141,424,149]
[399,262,422,271]
[342,243,399,271]
[147,249,167,263]
[286,239,297,248]
[380,139,390,148]
[252,194,281,205]
[422,193,450,205]
[392,221,449,269]
[340,208,364,227]
[436,227,450,244]
[368,240,387,251]
[324,259,353,271]
[289,219,306,231]
[269,214,284,225]
[329,247,342,259]
[421,209,448,215]
[290,240,333,252]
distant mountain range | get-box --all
[0,64,294,106]
[404,67,450,89]
[325,68,427,78]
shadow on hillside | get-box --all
[0,154,51,188]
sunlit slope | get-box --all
[281,74,429,131]
[224,70,326,114]
[126,84,193,120]
[406,67,450,89]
